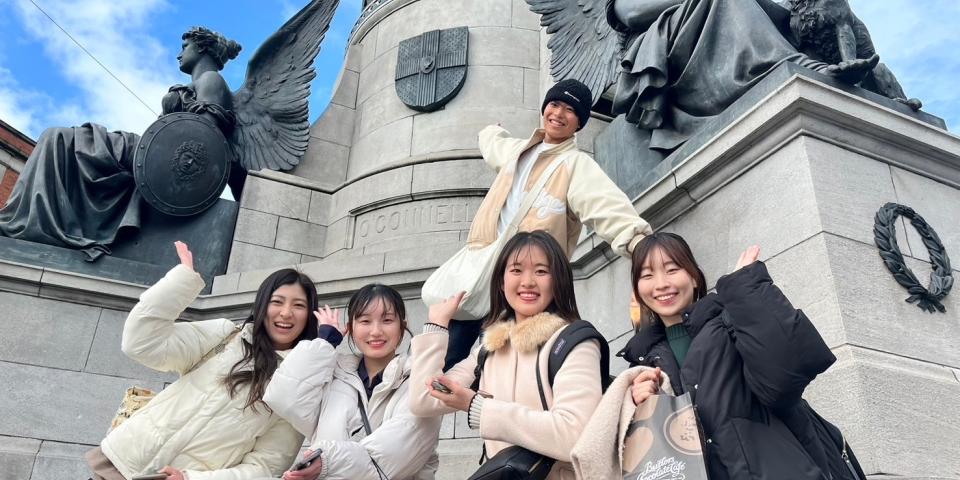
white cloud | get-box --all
[8,0,180,135]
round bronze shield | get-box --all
[133,112,232,216]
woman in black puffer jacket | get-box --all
[621,232,866,480]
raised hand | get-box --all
[631,367,662,405]
[428,291,465,329]
[314,305,345,335]
[174,241,194,272]
[733,245,760,273]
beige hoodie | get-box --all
[467,125,652,258]
[409,313,603,480]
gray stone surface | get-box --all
[310,102,356,147]
[32,441,94,480]
[331,166,414,220]
[0,259,42,296]
[84,309,178,384]
[0,435,39,480]
[439,412,455,440]
[308,191,332,226]
[890,166,960,266]
[240,175,311,221]
[357,45,397,106]
[0,361,165,445]
[233,208,279,248]
[668,137,823,286]
[523,68,540,110]
[296,139,351,189]
[353,197,481,249]
[411,160,495,194]
[364,230,461,256]
[374,0,512,58]
[805,137,912,250]
[824,234,960,368]
[411,107,540,157]
[512,0,541,30]
[211,272,240,295]
[434,438,485,480]
[227,241,302,275]
[468,27,538,69]
[275,217,327,258]
[805,346,960,477]
[357,84,414,140]
[299,252,385,283]
[0,291,100,371]
[347,117,413,178]
[330,68,360,110]
[322,216,355,257]
[574,255,634,341]
[452,411,479,439]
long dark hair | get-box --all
[630,232,707,328]
[223,268,319,411]
[484,231,580,328]
[345,283,412,347]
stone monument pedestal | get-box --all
[576,72,959,478]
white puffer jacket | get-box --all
[100,265,303,480]
[264,339,441,480]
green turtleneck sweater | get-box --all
[666,323,692,367]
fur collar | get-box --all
[482,312,570,353]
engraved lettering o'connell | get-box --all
[171,140,207,182]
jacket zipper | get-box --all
[840,433,860,479]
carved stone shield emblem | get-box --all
[395,27,468,112]
[133,112,232,216]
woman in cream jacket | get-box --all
[264,283,441,480]
[90,242,316,480]
[410,231,604,480]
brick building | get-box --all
[0,119,33,207]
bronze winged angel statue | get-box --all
[0,0,338,259]
[528,0,920,152]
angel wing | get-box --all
[527,0,624,105]
[230,0,339,172]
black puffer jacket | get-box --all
[619,262,866,480]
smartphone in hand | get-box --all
[293,449,324,471]
[131,474,168,480]
[431,379,453,394]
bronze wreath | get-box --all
[873,203,953,313]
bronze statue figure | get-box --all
[0,0,339,260]
[527,0,920,152]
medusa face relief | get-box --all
[171,140,208,182]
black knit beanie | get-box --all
[541,79,592,131]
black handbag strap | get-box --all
[356,392,390,480]
[534,347,549,411]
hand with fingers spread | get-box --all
[314,305,346,336]
[426,375,475,412]
[631,367,662,405]
[174,241,194,272]
[733,245,760,273]
[428,291,465,329]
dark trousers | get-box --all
[444,319,483,371]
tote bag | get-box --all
[421,156,565,320]
[622,392,708,480]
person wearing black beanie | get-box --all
[541,78,593,132]
[431,78,653,371]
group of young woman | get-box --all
[88,229,864,480]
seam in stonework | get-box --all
[81,309,104,372]
[884,162,917,259]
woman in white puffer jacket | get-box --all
[89,242,318,480]
[264,283,442,480]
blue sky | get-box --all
[0,0,957,140]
